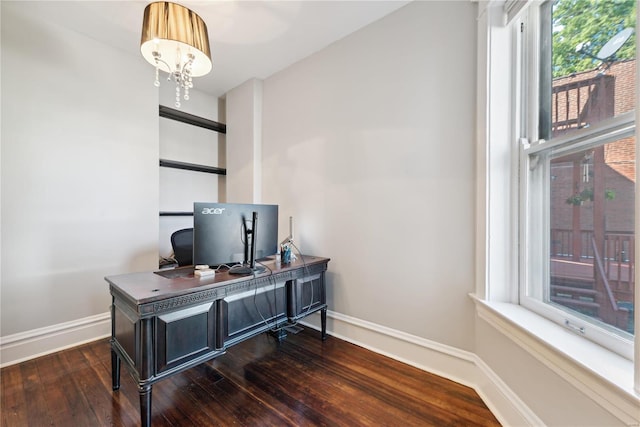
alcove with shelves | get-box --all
[159,105,226,216]
[158,100,226,263]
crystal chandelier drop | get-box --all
[140,2,212,108]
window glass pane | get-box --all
[530,0,636,344]
[540,0,636,140]
[548,136,635,337]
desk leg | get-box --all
[111,349,121,390]
[321,307,327,341]
[139,384,152,427]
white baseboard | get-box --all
[300,310,542,427]
[1,308,539,425]
[0,312,111,368]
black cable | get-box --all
[289,241,315,322]
[258,259,293,334]
[252,261,269,326]
[202,253,284,333]
[250,242,318,336]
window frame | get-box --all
[475,0,640,413]
[516,1,635,359]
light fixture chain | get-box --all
[175,78,181,108]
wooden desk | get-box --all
[105,256,329,427]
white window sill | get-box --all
[470,294,639,424]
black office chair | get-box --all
[170,228,193,266]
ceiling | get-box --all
[10,1,411,98]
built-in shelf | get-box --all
[158,107,225,223]
[159,159,226,175]
[159,211,194,217]
[159,105,227,134]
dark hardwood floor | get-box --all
[1,328,501,426]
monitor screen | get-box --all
[193,202,279,268]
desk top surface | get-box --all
[105,255,329,306]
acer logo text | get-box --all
[202,208,225,215]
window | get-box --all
[520,0,636,358]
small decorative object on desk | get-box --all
[281,244,292,263]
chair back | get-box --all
[171,228,193,266]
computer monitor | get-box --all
[193,202,279,272]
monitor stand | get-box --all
[229,211,264,275]
[229,264,265,275]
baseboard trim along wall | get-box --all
[1,308,539,426]
[0,312,111,368]
[300,310,542,427]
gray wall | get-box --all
[1,2,159,336]
[260,0,477,351]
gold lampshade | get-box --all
[140,2,212,77]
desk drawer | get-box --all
[287,273,325,320]
[156,302,217,373]
[217,282,287,347]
